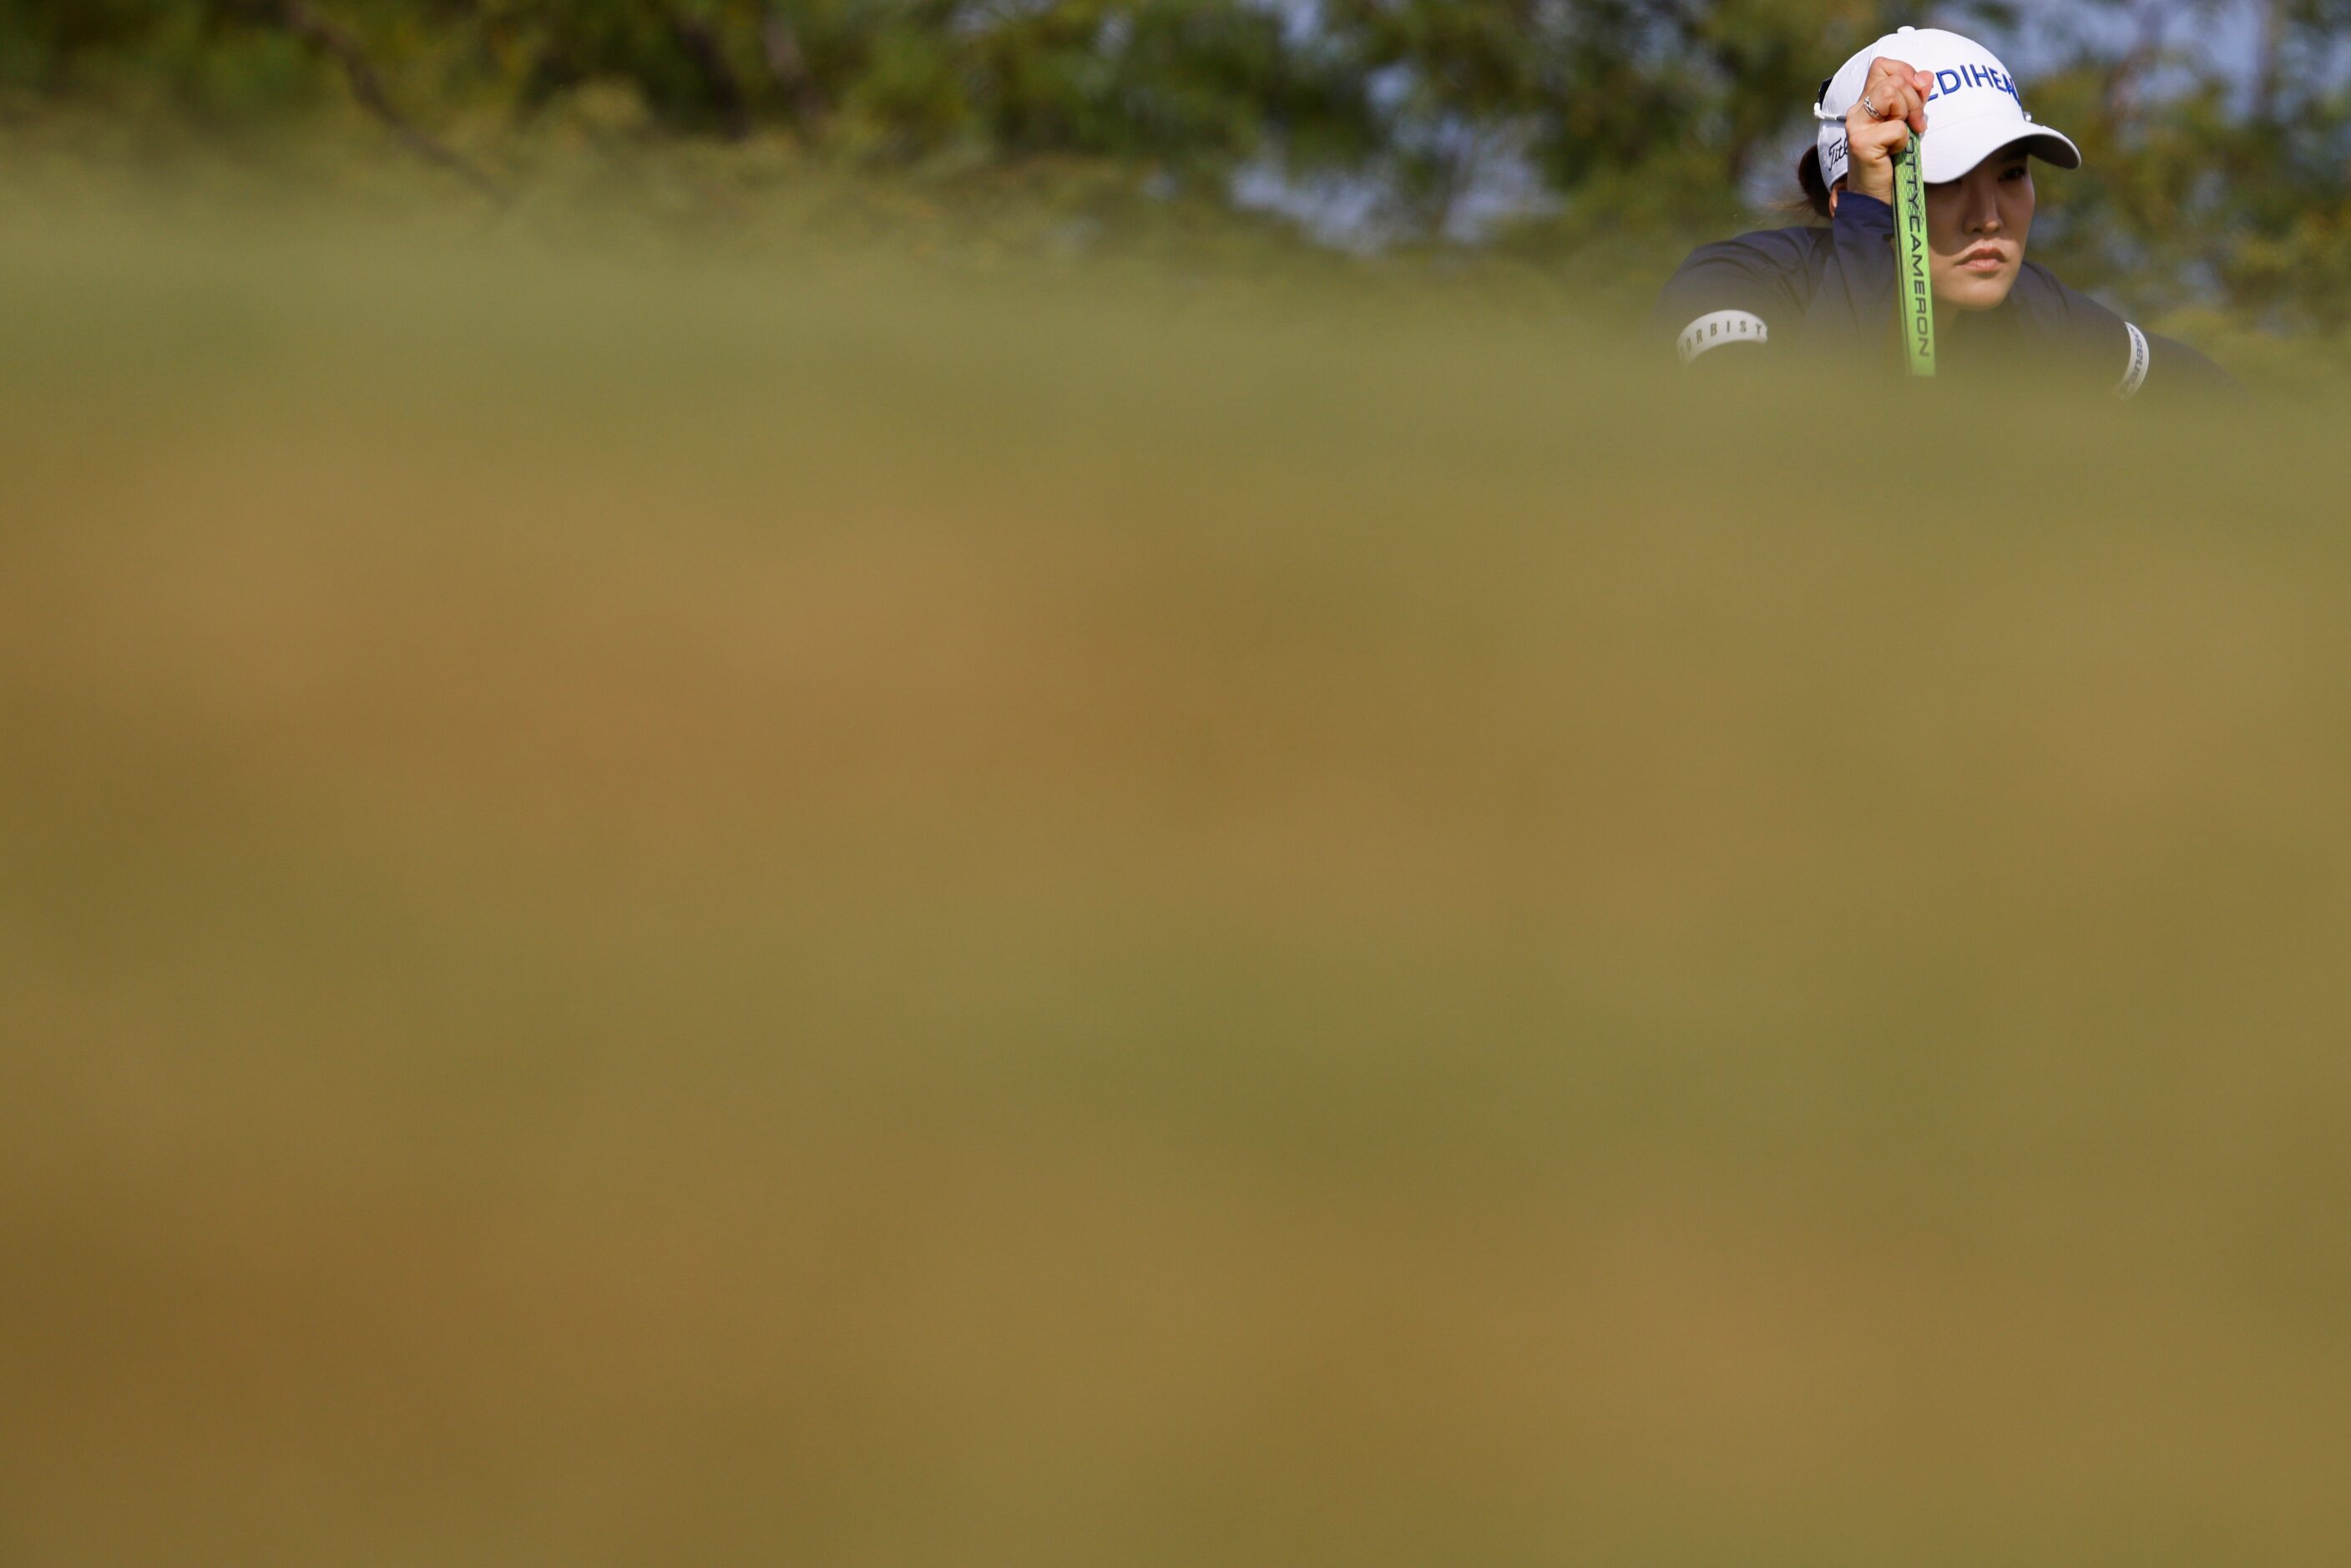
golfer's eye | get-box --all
[2000,163,2030,182]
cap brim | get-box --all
[1920,123,2081,183]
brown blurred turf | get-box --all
[3,200,2348,1567]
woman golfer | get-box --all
[1656,27,2230,396]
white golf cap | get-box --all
[1816,26,2081,190]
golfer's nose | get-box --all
[1965,182,2002,234]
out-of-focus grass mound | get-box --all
[4,188,2349,1567]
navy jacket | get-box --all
[1656,192,2231,398]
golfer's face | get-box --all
[1926,153,2035,311]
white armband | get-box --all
[1677,310,1770,367]
[2116,322,2151,400]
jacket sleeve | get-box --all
[2141,333,2240,401]
[2010,265,2241,399]
[1654,202,1898,370]
[1653,232,1801,369]
[1796,191,1899,356]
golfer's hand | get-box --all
[1844,59,1933,206]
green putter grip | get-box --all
[1893,133,1936,377]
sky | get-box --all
[1995,1,2265,85]
[1233,0,2278,248]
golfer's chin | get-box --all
[1934,265,2020,312]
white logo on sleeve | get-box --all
[1677,310,1771,366]
[2116,322,2151,399]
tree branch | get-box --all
[2101,0,2172,121]
[666,8,754,141]
[761,8,832,134]
[2253,0,2286,119]
[266,0,508,204]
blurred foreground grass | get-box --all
[4,190,2350,1567]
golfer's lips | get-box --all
[1959,245,2010,274]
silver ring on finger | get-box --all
[1862,94,1882,119]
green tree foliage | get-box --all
[5,0,2348,326]
[2025,0,2351,328]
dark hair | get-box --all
[1793,146,1834,221]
